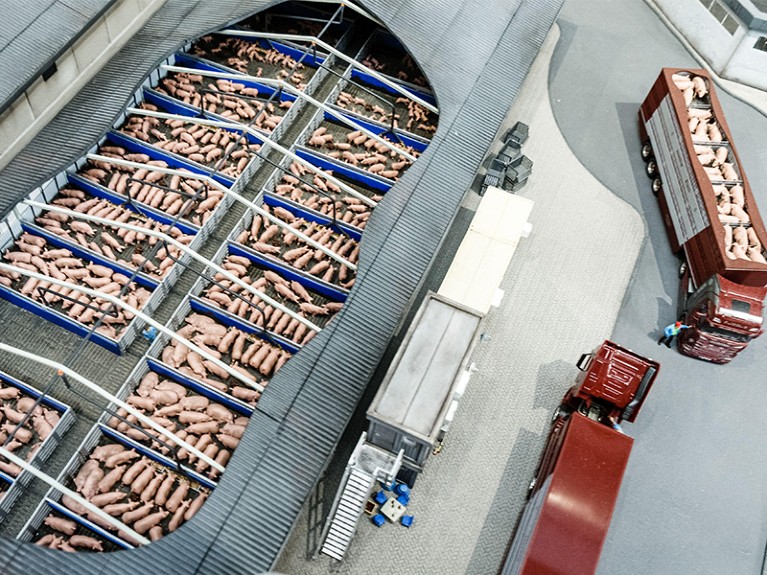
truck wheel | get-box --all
[678,261,687,279]
[646,160,658,177]
[641,142,653,161]
[552,405,563,423]
[652,178,662,196]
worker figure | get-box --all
[606,414,623,433]
[657,321,690,348]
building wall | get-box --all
[724,31,767,89]
[653,0,767,90]
[0,0,166,171]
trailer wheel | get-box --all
[652,178,662,196]
[646,160,658,177]
[641,142,653,161]
[678,261,687,279]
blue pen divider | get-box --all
[0,370,74,524]
[172,53,299,104]
[324,106,430,152]
[173,37,329,119]
[289,101,397,191]
[213,33,328,68]
[227,239,348,303]
[295,146,394,192]
[66,173,200,236]
[96,353,255,472]
[17,496,135,550]
[1,200,165,354]
[105,130,236,188]
[18,421,213,549]
[143,293,282,401]
[348,69,436,108]
[145,62,299,144]
[261,193,362,242]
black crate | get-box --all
[504,121,529,146]
[497,142,522,167]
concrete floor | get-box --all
[276,22,645,575]
[277,1,767,574]
[550,1,767,574]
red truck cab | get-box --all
[677,272,764,363]
[561,340,659,424]
[501,341,659,575]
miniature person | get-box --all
[657,321,690,348]
[607,415,623,433]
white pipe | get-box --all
[0,262,260,392]
[298,0,384,26]
[86,152,356,271]
[0,443,150,545]
[124,107,377,208]
[0,341,223,474]
[161,64,417,162]
[215,29,439,114]
[24,199,324,332]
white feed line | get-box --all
[124,106,376,208]
[84,153,355,270]
[299,0,384,26]
[0,341,224,474]
[0,262,260,392]
[214,29,438,114]
[24,200,324,331]
[0,443,150,545]
[161,64,417,162]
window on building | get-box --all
[755,36,767,52]
[698,0,741,35]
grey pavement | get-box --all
[276,24,645,575]
[550,1,767,574]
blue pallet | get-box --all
[174,53,299,103]
[188,297,301,354]
[106,131,235,187]
[99,424,217,490]
[350,69,437,107]
[227,242,348,303]
[144,359,254,417]
[19,223,159,291]
[295,147,393,192]
[45,499,134,550]
[0,370,70,414]
[66,174,200,236]
[325,107,430,151]
[0,285,122,354]
[261,193,363,242]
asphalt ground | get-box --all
[550,1,767,574]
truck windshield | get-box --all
[699,322,751,343]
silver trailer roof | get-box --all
[368,292,484,444]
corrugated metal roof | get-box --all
[0,0,115,114]
[0,0,563,572]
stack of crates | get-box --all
[481,122,533,195]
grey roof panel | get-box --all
[0,0,114,112]
[0,0,563,572]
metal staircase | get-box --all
[320,467,376,561]
[318,432,403,562]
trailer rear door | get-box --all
[501,413,633,575]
